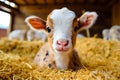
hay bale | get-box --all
[0,38,43,60]
[0,38,120,80]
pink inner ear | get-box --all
[86,15,94,24]
[29,18,46,29]
[83,15,94,27]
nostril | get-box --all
[57,40,69,46]
[57,40,61,45]
[64,40,69,46]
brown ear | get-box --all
[25,16,46,31]
[77,11,98,32]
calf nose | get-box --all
[57,40,69,47]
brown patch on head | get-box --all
[72,18,78,47]
[46,13,54,50]
[46,14,53,28]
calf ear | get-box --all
[25,16,46,31]
[77,12,98,32]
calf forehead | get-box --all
[50,7,75,28]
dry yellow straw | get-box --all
[86,28,90,37]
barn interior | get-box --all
[0,0,120,38]
[0,0,120,80]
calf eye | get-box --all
[74,26,79,32]
[46,27,51,33]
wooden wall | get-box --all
[14,13,29,30]
[13,5,112,37]
[112,0,120,25]
[1,1,119,38]
[0,29,7,37]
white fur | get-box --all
[54,53,71,69]
[50,7,75,52]
[50,7,75,69]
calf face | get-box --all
[25,7,98,55]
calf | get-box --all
[102,29,111,40]
[110,25,120,41]
[102,25,120,41]
[27,29,47,42]
[25,7,98,70]
[8,30,27,41]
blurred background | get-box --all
[0,0,120,38]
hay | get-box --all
[0,38,120,80]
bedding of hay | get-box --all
[0,38,120,80]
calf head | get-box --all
[25,7,98,55]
